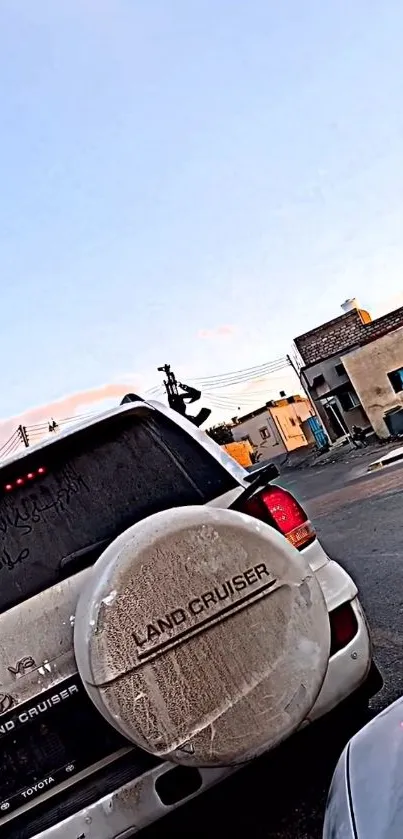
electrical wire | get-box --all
[1,439,21,456]
[192,358,288,383]
[204,391,271,405]
[56,412,99,423]
[0,439,22,459]
[202,382,295,409]
[145,385,164,395]
[193,360,289,388]
[0,430,21,456]
[192,365,290,390]
[26,411,99,435]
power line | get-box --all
[198,358,288,376]
[198,370,288,391]
[0,439,21,459]
[145,385,164,396]
[193,362,290,390]
[204,386,294,404]
[27,411,97,432]
[203,390,276,404]
[192,358,288,384]
[150,357,291,400]
[57,411,98,423]
[0,430,20,456]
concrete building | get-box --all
[341,327,403,438]
[301,353,369,440]
[294,300,403,440]
[231,396,314,462]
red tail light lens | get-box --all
[242,485,316,550]
[329,602,358,655]
[3,467,47,494]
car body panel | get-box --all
[324,696,403,839]
[21,765,237,839]
[323,745,354,839]
[308,595,371,722]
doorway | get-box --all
[323,401,346,438]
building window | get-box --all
[335,363,345,376]
[259,426,270,440]
[289,417,296,426]
[312,374,325,388]
[388,367,403,393]
[338,389,360,411]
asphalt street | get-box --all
[142,452,403,838]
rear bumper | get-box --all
[307,596,372,723]
[32,596,372,839]
[31,764,236,839]
[30,558,373,838]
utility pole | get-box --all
[17,425,29,448]
[286,354,326,426]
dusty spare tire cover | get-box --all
[74,506,330,767]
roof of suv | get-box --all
[1,398,248,485]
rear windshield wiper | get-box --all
[60,538,111,574]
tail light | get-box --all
[329,602,358,655]
[3,466,47,493]
[241,485,316,550]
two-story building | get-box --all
[231,395,314,462]
[294,299,403,440]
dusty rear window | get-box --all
[0,409,238,613]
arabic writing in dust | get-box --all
[0,465,89,572]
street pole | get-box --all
[286,354,329,436]
[17,425,29,448]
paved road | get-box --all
[142,456,403,838]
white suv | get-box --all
[0,397,380,839]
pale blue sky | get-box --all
[1,0,403,421]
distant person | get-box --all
[352,425,368,447]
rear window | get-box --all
[0,408,238,613]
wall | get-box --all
[269,401,313,451]
[232,411,286,461]
[303,354,352,395]
[301,354,368,440]
[295,305,403,366]
[222,441,254,467]
[342,327,403,438]
[232,400,313,457]
[295,310,367,366]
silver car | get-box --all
[323,696,403,838]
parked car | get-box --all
[0,397,381,839]
[323,695,403,838]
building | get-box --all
[231,395,314,462]
[342,328,403,438]
[294,299,403,440]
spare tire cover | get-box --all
[74,506,330,767]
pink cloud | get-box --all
[198,324,237,341]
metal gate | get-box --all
[307,416,329,450]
